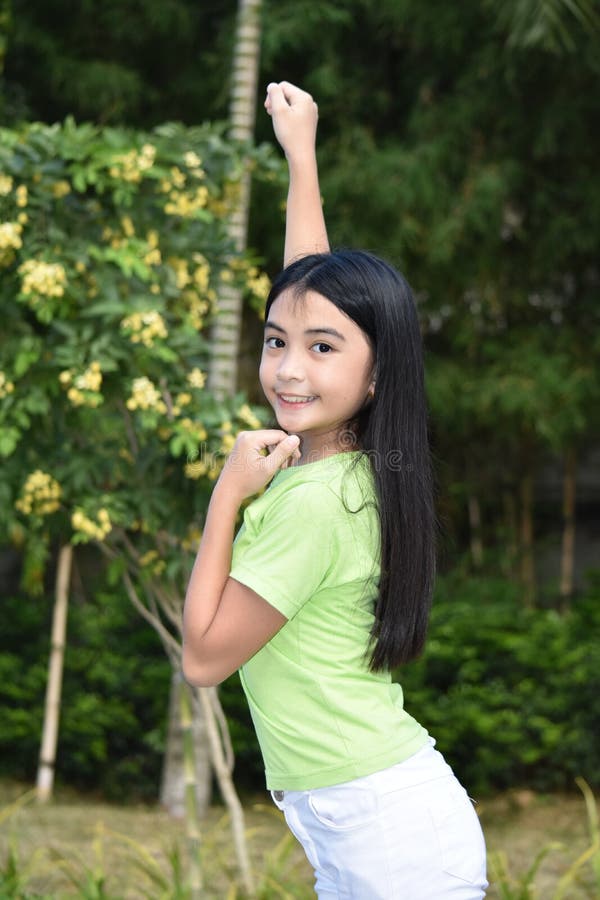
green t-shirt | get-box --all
[230,451,429,791]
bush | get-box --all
[2,567,597,798]
[0,580,170,800]
[399,569,600,794]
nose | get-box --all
[276,348,304,382]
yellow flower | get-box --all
[193,261,210,293]
[0,222,23,251]
[71,507,112,541]
[67,386,85,406]
[184,151,202,169]
[121,310,168,347]
[0,372,15,398]
[179,418,207,441]
[126,376,167,413]
[237,403,262,429]
[140,144,156,168]
[176,392,192,407]
[164,186,209,218]
[181,524,202,551]
[109,146,154,182]
[15,470,61,516]
[207,461,223,480]
[139,549,158,567]
[187,368,206,389]
[168,256,191,289]
[247,272,271,302]
[75,364,102,392]
[19,259,67,299]
[220,432,236,454]
[0,174,13,196]
[144,247,162,266]
[170,167,186,188]
[60,363,103,406]
[18,213,28,225]
[52,180,71,199]
[16,185,28,208]
[138,547,165,575]
[121,215,135,237]
[184,460,207,480]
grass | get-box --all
[0,781,598,898]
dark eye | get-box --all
[265,336,285,349]
[312,342,332,354]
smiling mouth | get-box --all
[276,393,317,404]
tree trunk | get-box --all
[181,680,203,899]
[36,543,72,802]
[559,446,577,609]
[467,491,483,568]
[209,0,263,400]
[519,472,536,607]
[501,489,518,578]
[195,686,255,896]
[160,670,211,818]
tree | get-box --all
[0,116,272,890]
[209,0,265,399]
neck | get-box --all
[294,427,359,465]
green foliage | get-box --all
[399,570,600,794]
[3,2,599,585]
[2,568,598,799]
[2,0,238,126]
[0,586,170,798]
[0,117,275,596]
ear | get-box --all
[367,380,376,399]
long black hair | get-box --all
[265,249,437,671]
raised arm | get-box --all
[265,81,330,266]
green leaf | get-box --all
[0,427,20,457]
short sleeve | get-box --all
[229,481,346,620]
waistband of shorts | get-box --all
[271,737,453,809]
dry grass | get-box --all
[0,781,597,898]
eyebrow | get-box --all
[264,320,346,341]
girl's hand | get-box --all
[264,81,318,162]
[218,429,300,502]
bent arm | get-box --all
[182,430,297,686]
[265,81,329,266]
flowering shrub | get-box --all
[0,118,278,591]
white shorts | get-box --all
[271,740,488,899]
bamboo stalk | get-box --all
[559,446,577,609]
[36,543,73,802]
[519,471,536,607]
[502,489,518,578]
[467,492,483,568]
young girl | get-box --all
[183,81,488,899]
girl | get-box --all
[183,81,488,899]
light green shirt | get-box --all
[230,451,428,790]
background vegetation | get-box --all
[1,0,599,805]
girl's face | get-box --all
[260,289,375,461]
